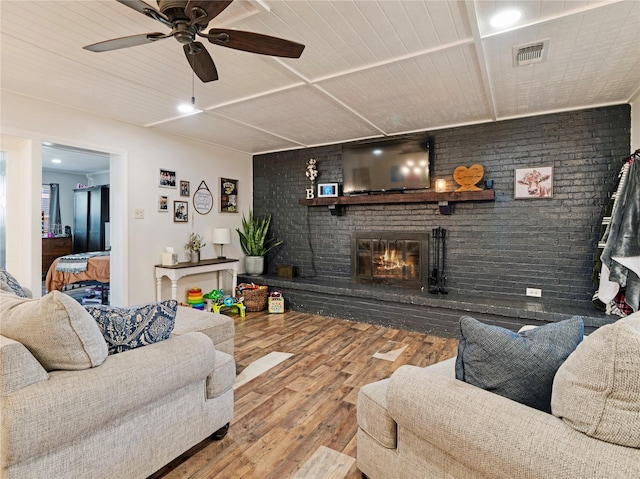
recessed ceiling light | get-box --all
[490,9,522,29]
[42,141,54,146]
[373,149,383,155]
[52,158,62,164]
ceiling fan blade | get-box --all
[207,29,305,58]
[83,33,167,52]
[117,0,171,26]
[186,0,233,25]
[184,43,219,82]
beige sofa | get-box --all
[357,316,640,479]
[0,300,235,479]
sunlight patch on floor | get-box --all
[233,351,294,389]
[293,446,356,479]
[373,341,408,362]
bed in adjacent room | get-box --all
[45,251,110,299]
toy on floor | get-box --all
[268,290,285,313]
[203,288,246,317]
[187,287,205,310]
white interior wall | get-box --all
[2,91,253,305]
[631,94,640,152]
[0,134,39,294]
[88,171,110,186]
[42,170,88,231]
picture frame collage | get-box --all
[158,168,189,222]
[158,169,239,221]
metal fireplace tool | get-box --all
[429,227,448,294]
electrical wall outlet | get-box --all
[134,208,144,219]
[526,288,542,297]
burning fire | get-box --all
[375,247,408,272]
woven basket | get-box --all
[238,285,269,312]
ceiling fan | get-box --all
[83,0,305,82]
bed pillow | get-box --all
[85,300,178,355]
[0,290,108,371]
[455,315,584,413]
[0,268,28,297]
[551,314,640,447]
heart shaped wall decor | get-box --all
[453,165,485,191]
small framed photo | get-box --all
[158,195,168,212]
[159,168,176,188]
[220,178,238,213]
[180,180,190,197]
[514,166,553,199]
[173,200,188,222]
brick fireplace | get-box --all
[351,232,429,289]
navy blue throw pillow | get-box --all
[85,300,178,355]
[0,268,28,298]
[455,315,584,413]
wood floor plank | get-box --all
[152,310,458,479]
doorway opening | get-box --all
[42,143,111,304]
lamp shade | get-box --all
[212,228,231,245]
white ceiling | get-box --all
[41,143,111,174]
[2,0,639,159]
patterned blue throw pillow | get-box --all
[85,300,178,355]
[0,268,28,298]
[455,315,584,413]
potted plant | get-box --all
[236,210,283,275]
[184,232,206,263]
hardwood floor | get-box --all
[151,310,459,479]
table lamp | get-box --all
[212,228,231,259]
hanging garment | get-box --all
[598,158,640,312]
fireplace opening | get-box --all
[351,232,429,288]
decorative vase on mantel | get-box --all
[190,250,200,263]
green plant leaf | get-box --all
[235,210,282,256]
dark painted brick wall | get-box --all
[253,105,631,303]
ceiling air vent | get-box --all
[513,40,549,67]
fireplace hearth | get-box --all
[351,232,429,288]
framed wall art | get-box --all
[173,200,188,222]
[180,180,190,197]
[514,166,553,199]
[193,180,213,215]
[159,168,176,188]
[158,195,168,212]
[220,178,238,213]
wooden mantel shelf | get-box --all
[298,189,495,207]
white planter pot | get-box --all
[190,251,200,263]
[245,256,264,276]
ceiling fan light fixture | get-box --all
[490,9,522,29]
[177,102,202,114]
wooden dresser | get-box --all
[42,236,72,276]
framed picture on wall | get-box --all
[173,200,188,222]
[180,180,190,197]
[514,166,553,199]
[220,178,238,213]
[159,169,177,188]
[158,195,168,212]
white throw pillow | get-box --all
[0,290,108,371]
[551,313,640,448]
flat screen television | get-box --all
[342,136,431,194]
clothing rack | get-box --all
[591,149,640,316]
